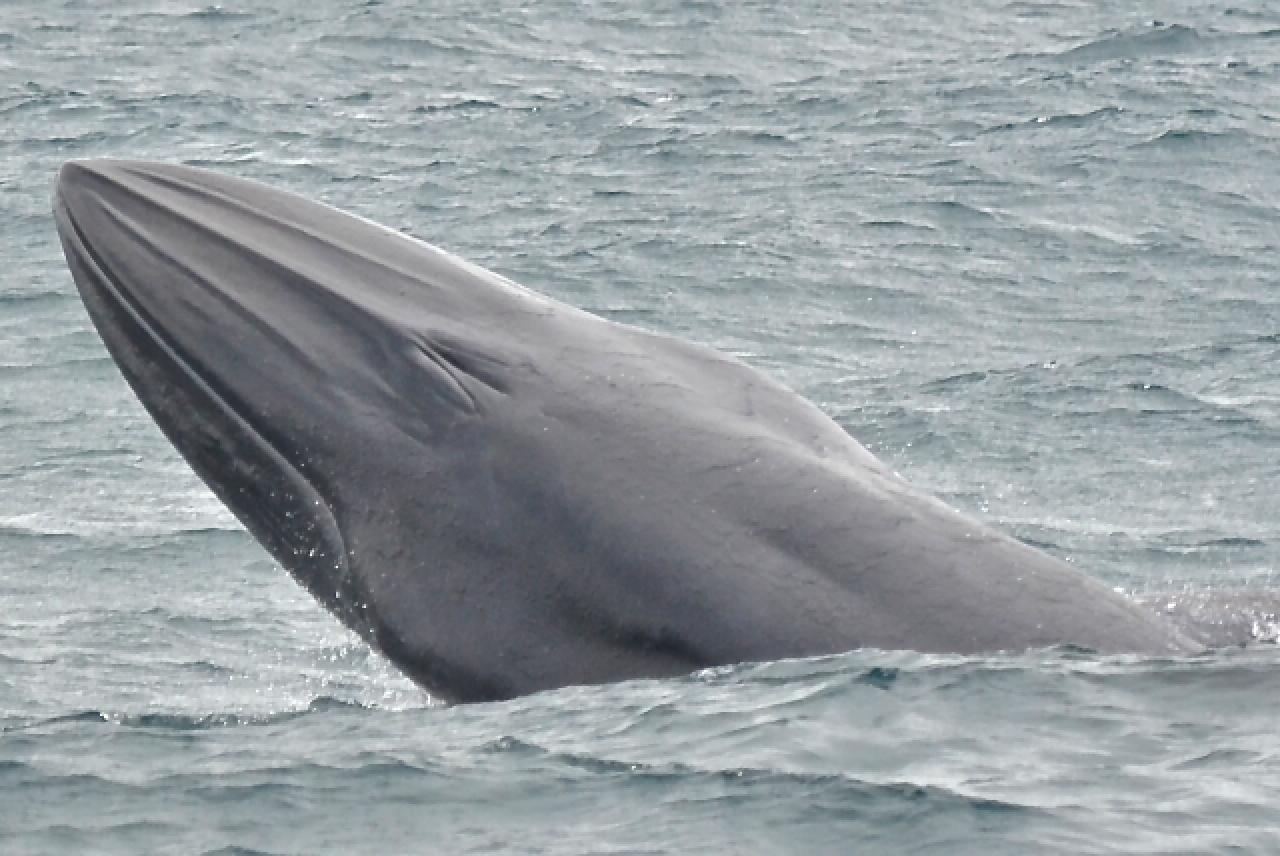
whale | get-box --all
[52,159,1197,702]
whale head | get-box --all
[53,159,571,697]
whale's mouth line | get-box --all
[54,189,356,607]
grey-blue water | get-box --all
[3,1,1280,852]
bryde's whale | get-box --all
[53,159,1196,702]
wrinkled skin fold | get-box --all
[53,160,1197,702]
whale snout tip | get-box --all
[57,158,92,183]
[54,158,143,212]
[53,159,106,219]
[55,158,104,195]
[57,157,130,181]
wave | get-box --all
[982,105,1125,134]
[1133,128,1244,151]
[314,33,463,58]
[1052,23,1206,64]
[0,516,243,540]
[916,347,1275,429]
[183,6,255,22]
[3,697,376,735]
[0,290,72,307]
[477,732,1040,818]
[412,98,506,114]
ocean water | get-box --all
[4,0,1280,852]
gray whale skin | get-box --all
[53,159,1195,702]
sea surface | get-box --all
[3,1,1280,852]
